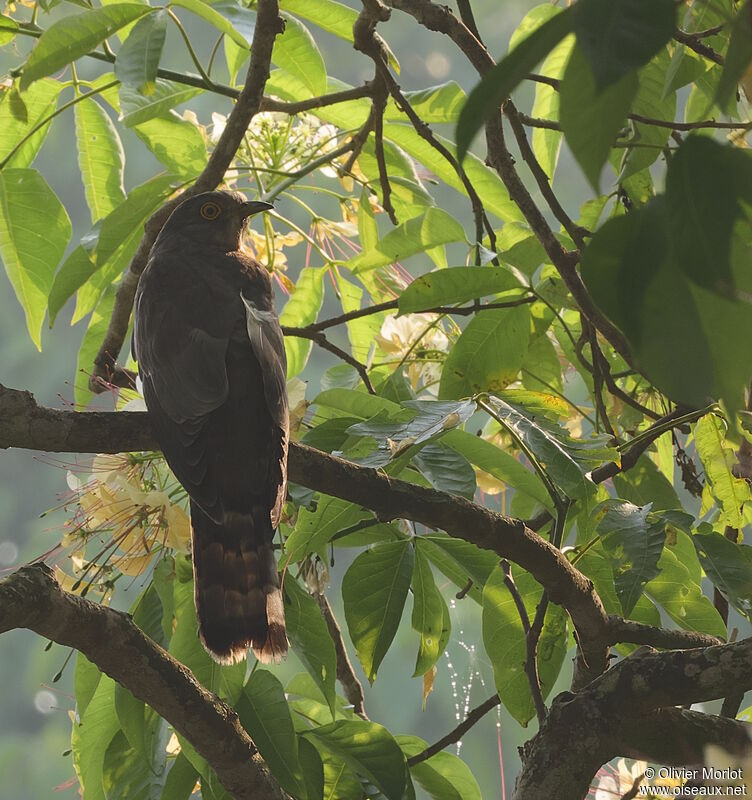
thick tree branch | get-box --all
[513,643,752,800]
[0,564,288,800]
[88,0,285,393]
[0,383,610,679]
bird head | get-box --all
[162,190,273,251]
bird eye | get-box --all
[200,202,222,220]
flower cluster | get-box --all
[377,313,451,391]
[58,453,190,594]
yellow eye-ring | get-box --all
[200,202,222,220]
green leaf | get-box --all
[580,196,752,413]
[20,4,154,90]
[304,719,407,800]
[716,0,752,108]
[0,78,61,168]
[342,540,414,683]
[273,13,327,96]
[283,576,337,717]
[574,0,676,91]
[319,752,362,800]
[456,7,575,162]
[442,428,553,511]
[74,97,125,223]
[102,730,169,800]
[410,546,445,676]
[397,735,481,800]
[695,413,751,529]
[237,669,307,798]
[483,394,618,499]
[72,675,119,800]
[170,0,251,48]
[279,265,327,377]
[482,565,568,726]
[350,209,465,274]
[133,112,207,178]
[162,753,200,800]
[119,79,203,127]
[645,546,726,638]
[0,14,18,45]
[665,136,752,295]
[438,306,531,400]
[0,168,71,349]
[386,82,467,124]
[413,443,477,499]
[595,500,666,616]
[114,9,168,93]
[286,496,372,561]
[383,123,523,223]
[694,531,752,619]
[95,172,177,268]
[74,652,102,719]
[398,266,522,314]
[618,51,676,181]
[280,0,357,42]
[559,44,638,192]
[419,532,499,597]
[299,736,325,800]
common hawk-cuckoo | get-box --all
[133,190,289,664]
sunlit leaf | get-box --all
[279,265,327,377]
[0,168,71,349]
[171,0,251,48]
[410,545,445,676]
[20,4,154,90]
[273,13,327,96]
[439,306,531,400]
[74,97,126,223]
[0,78,61,168]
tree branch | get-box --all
[315,593,368,719]
[0,383,611,679]
[88,0,285,393]
[0,564,288,800]
[513,643,752,800]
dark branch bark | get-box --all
[513,643,752,800]
[0,564,288,800]
[0,383,611,679]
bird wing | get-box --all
[239,280,289,528]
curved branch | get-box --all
[0,383,610,678]
[0,564,288,800]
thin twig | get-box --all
[315,593,368,719]
[506,101,587,250]
[283,328,375,394]
[674,29,724,65]
[406,692,501,765]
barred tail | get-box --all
[190,499,288,664]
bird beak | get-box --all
[240,201,274,218]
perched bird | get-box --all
[133,190,289,664]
